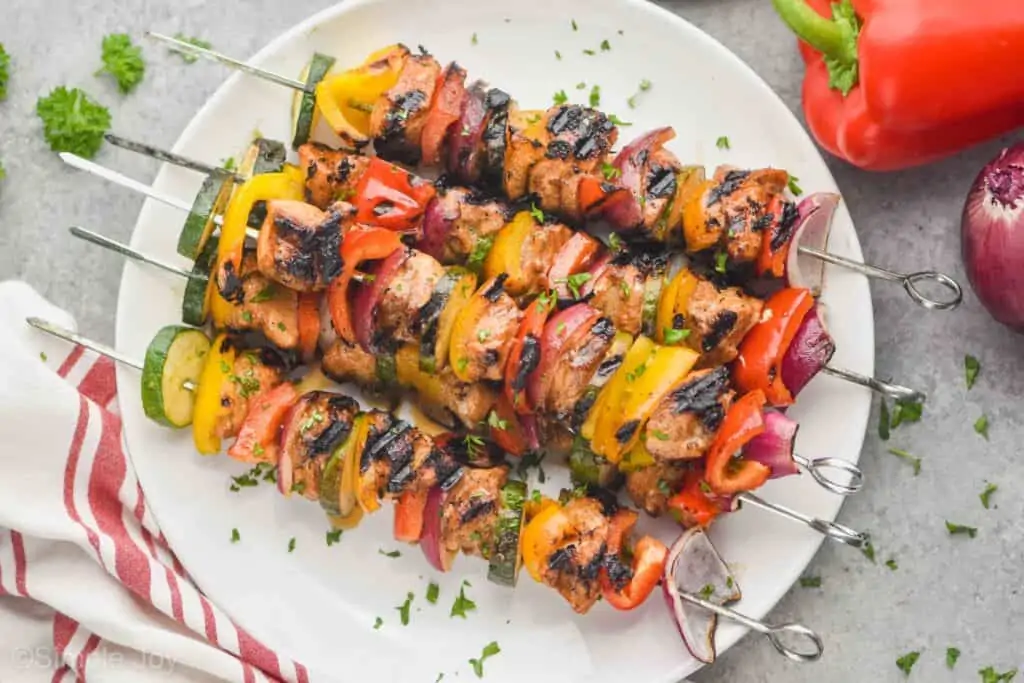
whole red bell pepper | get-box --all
[772,0,1024,170]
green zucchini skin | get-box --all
[181,235,220,326]
[487,480,527,587]
[291,53,336,149]
[177,174,233,259]
[141,325,211,428]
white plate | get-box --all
[115,0,873,680]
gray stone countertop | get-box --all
[1,1,1021,681]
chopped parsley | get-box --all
[979,666,1018,683]
[486,410,508,431]
[582,49,596,56]
[945,521,977,538]
[450,581,477,618]
[698,583,715,599]
[571,19,578,30]
[287,537,296,553]
[576,81,587,90]
[36,87,111,158]
[170,34,211,63]
[787,174,803,196]
[0,43,10,100]
[980,482,998,509]
[965,354,980,389]
[469,641,500,678]
[607,114,632,126]
[601,162,621,180]
[553,89,569,106]
[530,203,545,222]
[96,34,145,94]
[649,429,670,441]
[878,399,891,440]
[326,529,343,546]
[467,235,494,271]
[516,450,547,483]
[946,647,960,669]
[799,576,821,588]
[600,39,611,51]
[230,528,240,543]
[890,399,923,429]
[555,50,562,60]
[471,32,478,45]
[589,84,601,107]
[396,592,414,625]
[373,616,383,630]
[714,251,728,274]
[39,352,47,362]
[885,558,898,571]
[250,284,277,303]
[657,479,672,496]
[379,548,402,558]
[639,78,652,91]
[627,79,652,108]
[560,272,592,299]
[252,443,264,458]
[241,310,253,323]
[974,414,990,440]
[716,136,733,151]
[862,540,876,563]
[663,327,690,345]
[463,433,486,461]
[896,651,920,676]
[607,233,624,253]
[277,321,286,332]
[426,582,440,604]
[888,448,921,476]
[222,156,236,171]
[477,329,491,343]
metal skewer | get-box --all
[678,591,823,662]
[144,37,964,313]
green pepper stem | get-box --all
[771,0,857,65]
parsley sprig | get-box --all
[36,87,111,158]
[97,34,145,94]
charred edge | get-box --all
[571,387,599,429]
[646,164,677,200]
[770,201,799,253]
[460,497,496,524]
[412,279,452,338]
[377,90,428,166]
[670,366,730,424]
[614,420,640,445]
[247,201,268,230]
[603,554,634,591]
[706,170,750,207]
[671,312,686,330]
[382,430,416,494]
[428,447,464,492]
[701,311,738,353]
[546,139,572,160]
[308,419,352,461]
[591,317,615,341]
[483,273,508,301]
[359,412,398,473]
[218,261,245,303]
[511,335,541,392]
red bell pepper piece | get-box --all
[704,390,771,495]
[393,488,429,543]
[487,395,531,457]
[668,471,723,529]
[353,158,436,231]
[578,176,634,216]
[327,226,404,343]
[420,64,467,167]
[732,287,815,407]
[227,382,300,464]
[504,293,554,414]
[296,293,321,363]
[599,509,669,610]
[772,0,1024,171]
[756,196,795,279]
[547,232,601,300]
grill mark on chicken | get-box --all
[685,279,763,367]
[441,466,507,559]
[282,392,360,499]
[538,497,610,614]
[625,463,687,516]
[213,351,283,440]
[298,143,370,209]
[376,249,445,344]
[770,201,799,252]
[701,311,738,353]
[645,368,734,462]
[257,200,345,292]
[217,261,245,304]
[543,317,615,417]
[222,254,301,350]
[706,170,750,206]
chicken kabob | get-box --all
[67,134,923,408]
[26,317,826,664]
[65,168,871,548]
[145,35,963,313]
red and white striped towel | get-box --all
[0,281,311,683]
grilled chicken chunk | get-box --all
[540,317,615,418]
[256,200,349,292]
[457,278,523,383]
[220,254,301,350]
[377,249,446,345]
[370,53,442,165]
[624,462,688,517]
[321,338,381,387]
[429,186,509,264]
[298,143,371,209]
[441,466,508,560]
[641,148,683,229]
[280,391,361,500]
[539,497,611,614]
[359,413,463,502]
[213,350,284,440]
[430,367,499,428]
[684,279,763,367]
[644,367,733,462]
[589,262,645,336]
[519,222,573,296]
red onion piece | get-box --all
[786,192,839,295]
[780,306,835,398]
[962,143,1024,329]
[526,303,601,408]
[351,249,408,352]
[661,528,741,664]
[601,127,676,231]
[447,83,489,184]
[520,413,540,452]
[581,252,612,299]
[418,197,455,261]
[743,410,800,479]
[420,485,455,572]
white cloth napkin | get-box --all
[0,281,310,683]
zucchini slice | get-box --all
[568,438,622,488]
[141,326,212,428]
[181,235,220,326]
[177,173,234,259]
[488,480,527,587]
[291,53,337,149]
[238,138,287,178]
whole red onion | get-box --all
[962,143,1024,329]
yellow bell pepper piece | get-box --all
[191,333,235,455]
[586,336,656,462]
[620,439,657,473]
[613,344,700,458]
[483,211,534,294]
[330,415,367,529]
[682,180,718,253]
[522,503,567,583]
[656,269,683,343]
[209,173,305,327]
[315,44,407,141]
[396,345,448,403]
